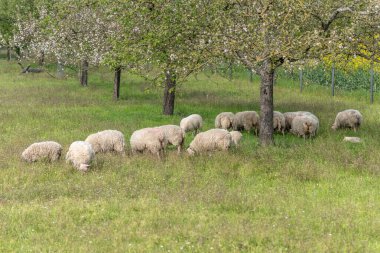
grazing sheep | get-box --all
[291,115,319,139]
[273,111,286,135]
[65,141,95,172]
[233,111,260,135]
[230,131,243,147]
[158,125,185,154]
[21,141,62,162]
[130,127,165,158]
[187,129,232,155]
[284,111,318,132]
[215,112,235,130]
[85,130,125,154]
[180,114,203,135]
[332,109,362,132]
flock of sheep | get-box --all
[21,109,363,172]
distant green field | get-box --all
[0,60,379,252]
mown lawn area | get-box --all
[0,60,379,252]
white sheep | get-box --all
[233,111,260,135]
[85,130,125,154]
[284,111,318,132]
[215,112,235,130]
[332,109,362,132]
[290,115,319,139]
[21,141,62,162]
[65,141,95,172]
[273,111,286,135]
[180,114,203,135]
[158,125,185,154]
[230,131,243,147]
[130,127,165,159]
[187,129,232,155]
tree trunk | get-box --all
[162,70,176,115]
[80,60,89,86]
[113,67,121,100]
[38,51,45,66]
[258,60,275,146]
[56,61,65,79]
[6,46,11,61]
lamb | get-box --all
[158,125,185,154]
[215,112,235,130]
[290,115,319,139]
[187,129,232,155]
[180,114,203,135]
[21,141,62,162]
[230,131,243,147]
[332,109,362,132]
[233,111,260,135]
[65,141,95,172]
[273,111,286,135]
[85,130,125,154]
[130,127,165,158]
[283,111,318,132]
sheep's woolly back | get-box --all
[284,111,318,132]
[332,109,362,131]
[230,131,243,146]
[21,141,62,162]
[130,127,165,156]
[291,115,319,139]
[158,125,185,148]
[85,130,125,154]
[215,112,235,129]
[65,141,95,170]
[187,129,232,155]
[273,111,286,134]
[233,111,260,134]
[180,114,203,133]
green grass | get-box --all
[0,60,379,252]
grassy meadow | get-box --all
[0,59,379,252]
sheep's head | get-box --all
[331,123,337,130]
[78,164,90,172]
[187,148,195,156]
[303,121,313,134]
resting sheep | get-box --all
[332,109,362,132]
[21,141,62,162]
[158,125,185,154]
[273,111,286,135]
[187,129,232,155]
[65,141,95,172]
[230,131,243,147]
[130,127,165,158]
[233,111,260,135]
[85,130,125,154]
[180,114,203,135]
[291,115,319,139]
[215,112,235,130]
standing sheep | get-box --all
[273,111,286,135]
[230,131,243,147]
[130,127,165,159]
[233,111,260,135]
[291,115,319,139]
[332,109,362,132]
[85,130,125,154]
[284,111,318,132]
[215,112,235,130]
[180,114,203,135]
[66,141,95,172]
[158,125,185,154]
[21,141,62,162]
[187,129,232,155]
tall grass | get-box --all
[0,60,379,252]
